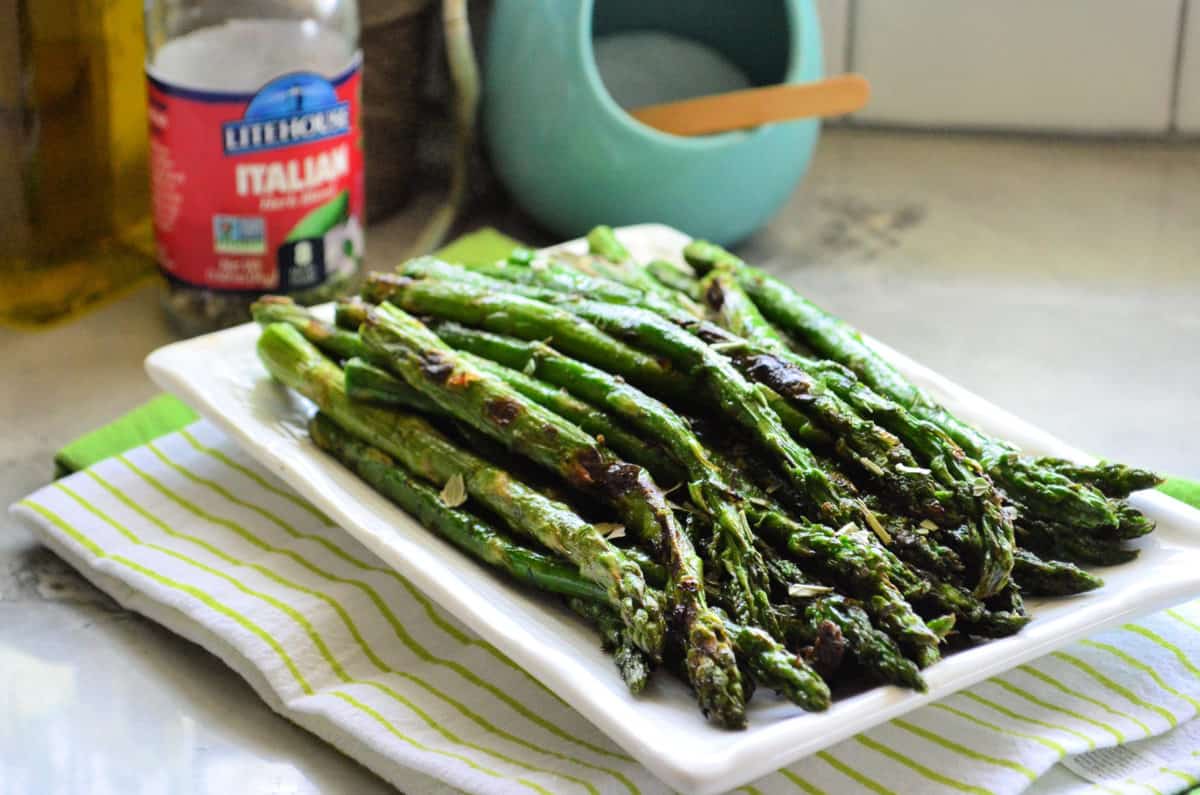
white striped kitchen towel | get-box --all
[10,420,1200,795]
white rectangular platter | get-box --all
[146,223,1200,795]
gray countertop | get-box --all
[2,128,1197,793]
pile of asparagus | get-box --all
[251,226,1162,729]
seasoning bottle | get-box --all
[144,0,365,336]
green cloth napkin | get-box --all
[432,227,525,267]
[53,227,524,476]
[51,224,1199,513]
[1159,478,1200,511]
[54,393,200,477]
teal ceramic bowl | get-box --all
[483,0,823,246]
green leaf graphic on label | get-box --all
[286,190,350,241]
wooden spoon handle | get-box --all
[629,73,870,137]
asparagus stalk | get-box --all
[726,341,953,520]
[585,225,671,295]
[720,616,831,711]
[998,457,1120,530]
[1036,458,1164,499]
[313,411,659,694]
[343,357,436,411]
[749,544,848,681]
[435,321,797,637]
[841,508,1027,638]
[393,258,564,303]
[459,260,850,451]
[257,323,668,663]
[699,268,1015,598]
[567,598,652,693]
[435,312,828,445]
[458,351,682,484]
[395,257,830,453]
[316,396,662,696]
[273,295,674,480]
[250,299,444,414]
[917,578,1028,638]
[364,275,691,400]
[310,417,830,709]
[575,594,830,710]
[952,582,1030,638]
[397,253,711,346]
[699,267,979,496]
[251,296,368,360]
[1017,517,1139,567]
[463,252,720,346]
[552,297,864,528]
[716,436,1005,631]
[646,259,703,301]
[1112,501,1156,540]
[340,356,447,415]
[759,512,941,667]
[619,546,669,588]
[309,412,608,603]
[587,224,632,265]
[683,241,1123,532]
[1011,548,1103,596]
[619,544,837,708]
[464,339,780,633]
[796,595,927,691]
[500,241,635,290]
[702,439,943,666]
[249,236,1155,724]
[357,305,748,727]
[429,322,725,465]
[729,542,916,691]
[335,296,370,330]
[882,519,966,581]
[376,283,818,633]
[460,254,673,313]
[755,543,926,690]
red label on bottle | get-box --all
[147,57,364,292]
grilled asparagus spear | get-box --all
[683,241,1127,532]
[257,323,668,663]
[698,267,1015,598]
[357,305,748,727]
[309,412,609,604]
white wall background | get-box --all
[817,0,1199,134]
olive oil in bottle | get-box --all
[0,0,154,328]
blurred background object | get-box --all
[3,0,1198,334]
[415,0,1200,224]
[482,0,824,246]
[404,0,479,257]
[815,0,1194,135]
[0,0,432,333]
[0,0,154,328]
[360,0,433,221]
